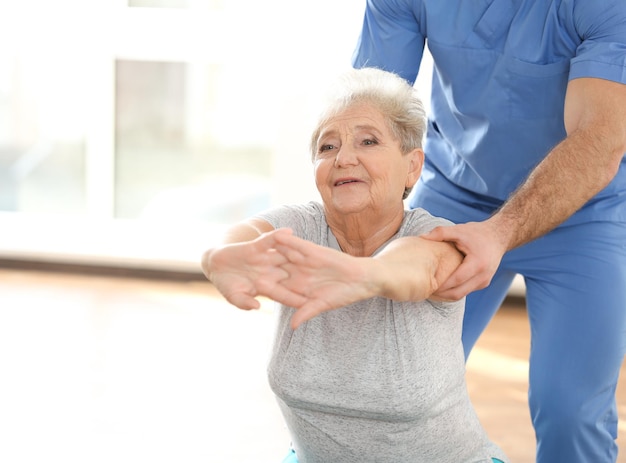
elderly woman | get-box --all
[201,68,508,463]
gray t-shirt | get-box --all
[258,201,508,463]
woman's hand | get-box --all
[202,228,307,311]
[272,232,379,329]
[204,226,465,330]
[272,232,464,329]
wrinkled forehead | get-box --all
[318,101,391,135]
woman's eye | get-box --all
[319,144,335,153]
[362,138,378,146]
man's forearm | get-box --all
[490,77,626,251]
[489,128,622,251]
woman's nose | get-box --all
[334,146,358,167]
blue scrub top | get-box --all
[352,0,626,224]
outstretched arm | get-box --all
[424,77,626,300]
[272,233,463,329]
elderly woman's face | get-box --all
[313,102,422,216]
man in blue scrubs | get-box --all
[352,1,626,462]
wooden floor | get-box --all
[0,268,624,462]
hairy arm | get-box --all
[272,233,463,329]
[491,77,626,249]
[426,77,626,299]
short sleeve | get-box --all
[351,0,426,84]
[401,207,454,237]
[254,201,327,243]
[569,0,626,83]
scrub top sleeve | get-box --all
[351,0,425,85]
[569,1,626,83]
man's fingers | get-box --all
[433,258,493,300]
[433,279,479,301]
[421,225,454,242]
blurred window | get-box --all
[0,57,88,215]
[114,60,273,222]
[0,1,431,269]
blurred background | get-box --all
[1,0,435,275]
[0,2,588,463]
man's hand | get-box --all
[421,220,507,300]
[422,78,626,301]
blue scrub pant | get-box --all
[411,179,626,463]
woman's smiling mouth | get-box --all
[334,178,362,186]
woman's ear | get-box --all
[405,148,425,189]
